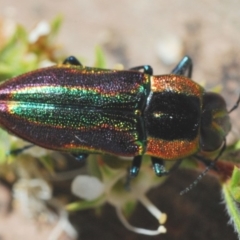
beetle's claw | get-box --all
[71,153,88,162]
[129,166,140,178]
[153,164,169,177]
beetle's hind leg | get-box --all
[71,153,89,162]
[171,56,193,78]
[9,144,35,156]
[63,56,83,66]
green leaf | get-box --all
[66,195,106,212]
[94,46,106,68]
[0,129,10,164]
[50,15,63,37]
[0,25,38,80]
[222,167,240,238]
[229,167,240,201]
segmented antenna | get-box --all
[180,140,226,195]
[228,94,240,113]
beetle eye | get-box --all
[200,92,231,152]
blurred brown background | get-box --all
[0,0,240,239]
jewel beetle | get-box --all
[0,55,237,177]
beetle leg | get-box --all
[9,144,35,156]
[129,65,153,75]
[169,160,182,173]
[180,141,227,195]
[171,55,193,78]
[151,157,169,176]
[194,154,220,171]
[129,155,142,177]
[71,153,88,162]
[228,93,240,113]
[63,56,83,66]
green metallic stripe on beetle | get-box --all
[1,102,144,156]
[7,102,140,132]
[7,86,147,109]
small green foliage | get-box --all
[94,45,107,68]
[0,25,33,80]
[222,167,240,238]
[0,15,65,82]
[66,195,106,212]
[0,129,11,164]
[49,15,63,38]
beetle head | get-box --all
[200,92,231,152]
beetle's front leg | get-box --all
[171,55,193,78]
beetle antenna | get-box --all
[179,163,213,195]
[228,93,240,113]
[180,140,226,195]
